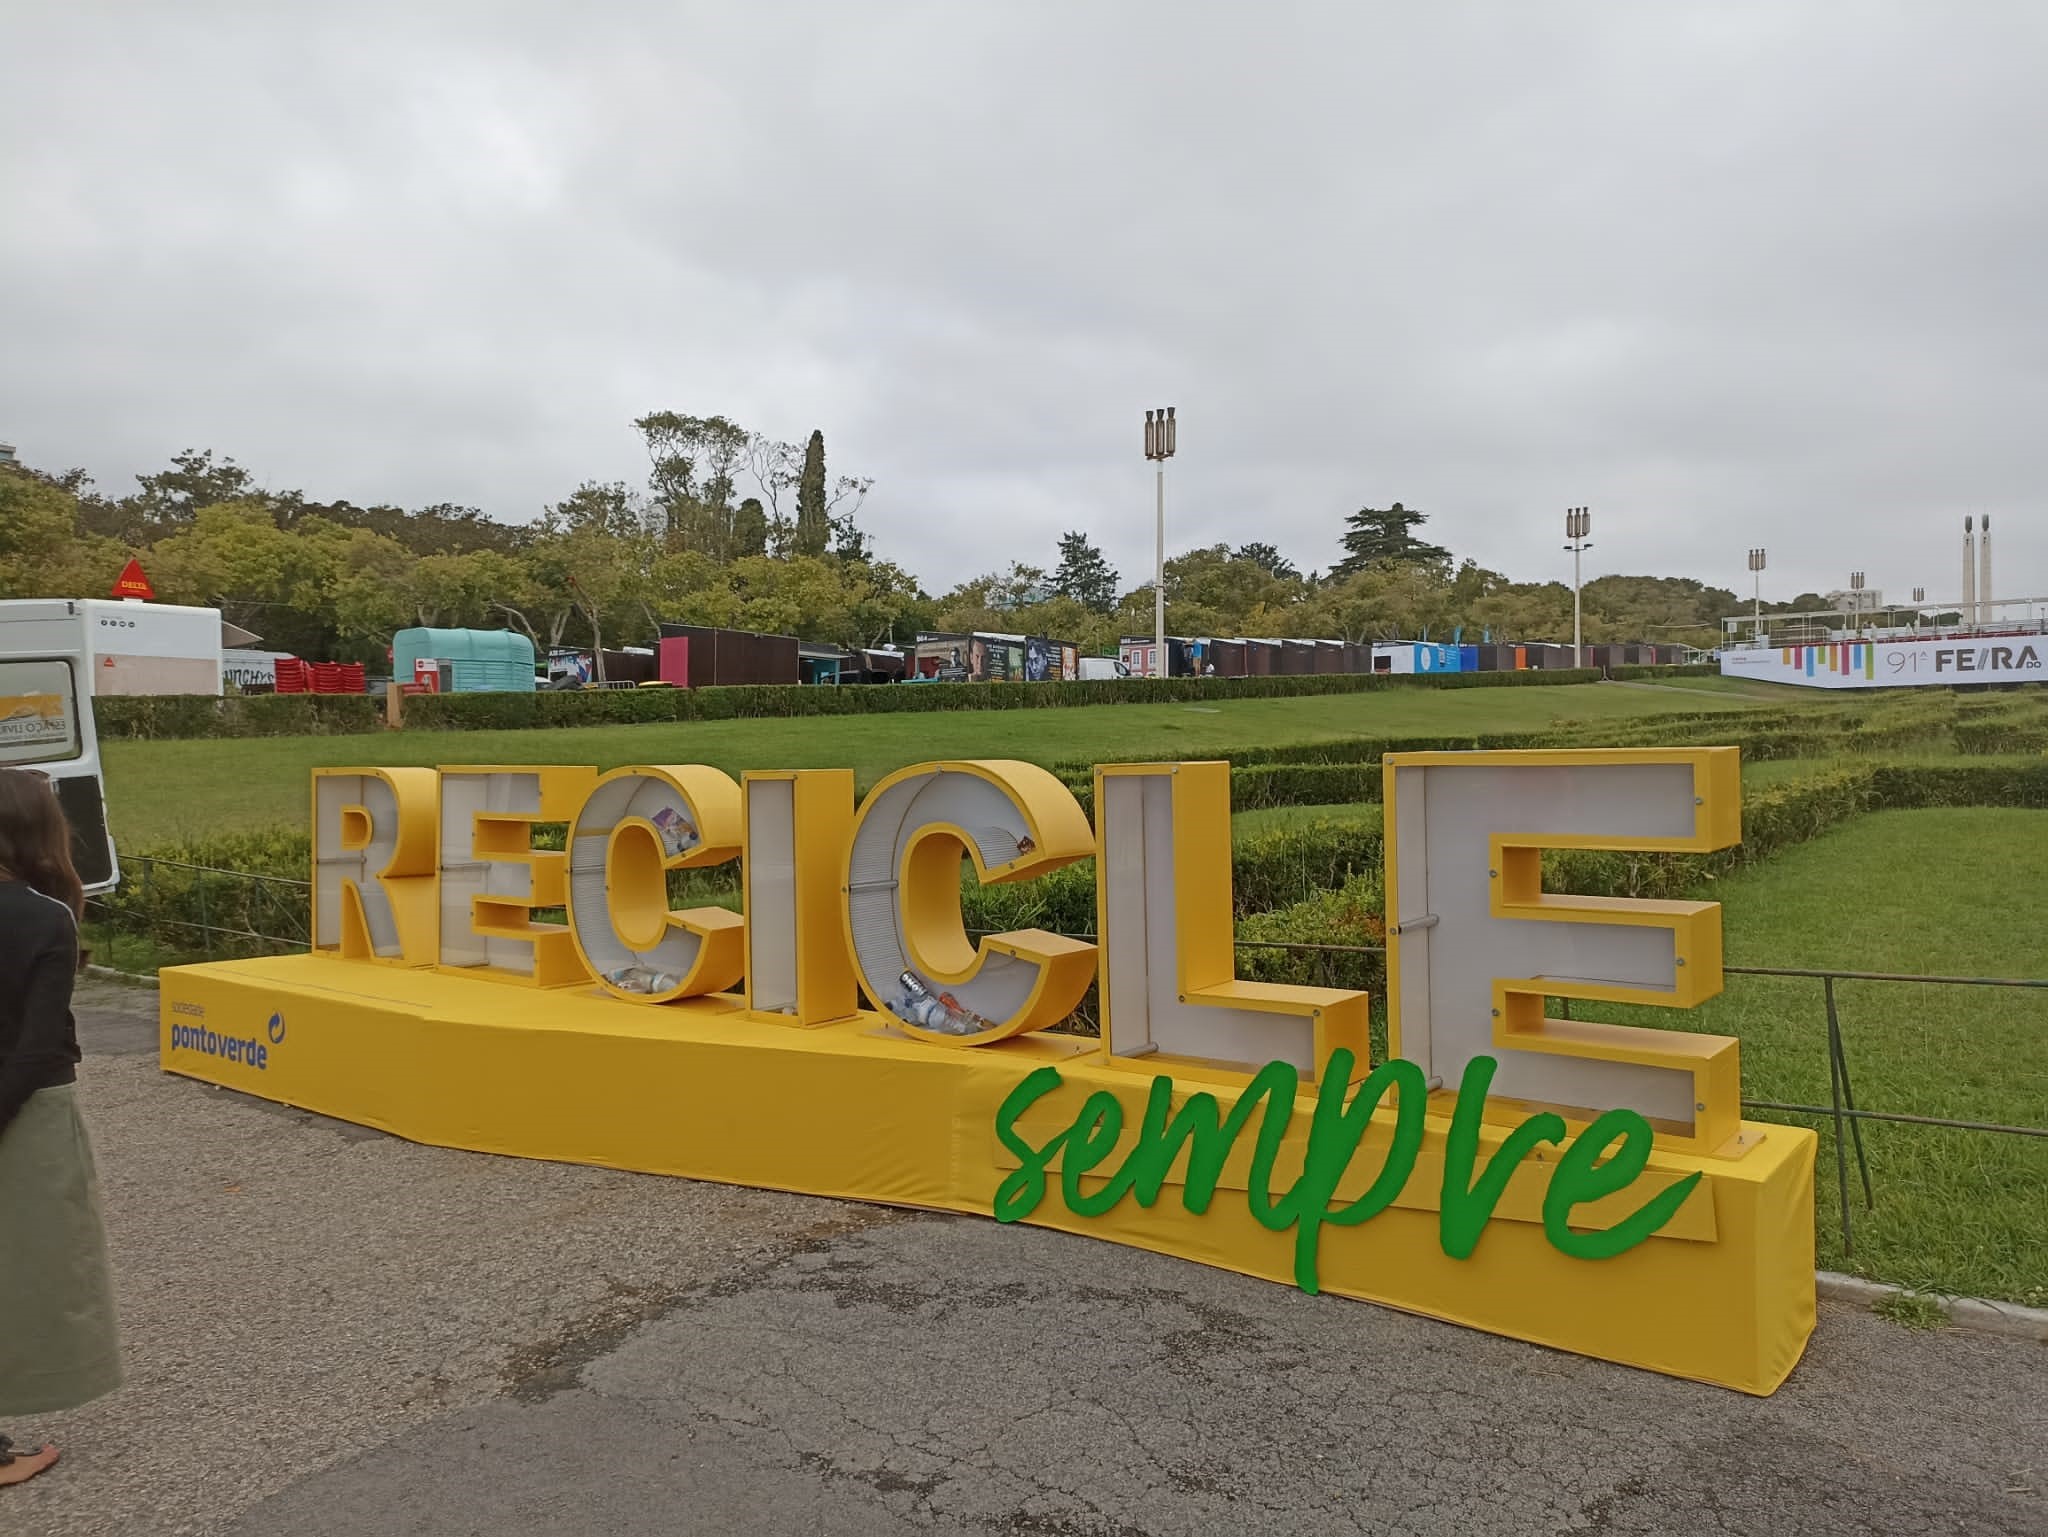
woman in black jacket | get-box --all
[0,767,121,1488]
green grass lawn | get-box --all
[103,681,1758,845]
[1577,807,2047,1304]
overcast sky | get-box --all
[5,2,2044,609]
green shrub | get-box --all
[961,815,1390,936]
[1953,722,2048,756]
[1545,768,1878,899]
[1229,762,1382,809]
[92,826,313,958]
[961,861,1097,936]
[93,667,1609,741]
[1235,873,1386,994]
[1047,705,1827,786]
[93,694,381,739]
[1606,663,1721,680]
[1869,760,2048,808]
[98,739,2047,975]
[1230,817,1384,911]
[1953,691,2047,720]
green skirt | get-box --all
[0,1084,122,1416]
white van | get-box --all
[0,600,120,891]
[1076,657,1132,681]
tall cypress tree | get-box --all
[795,430,828,558]
[732,497,769,558]
[1053,530,1120,613]
[1333,503,1448,577]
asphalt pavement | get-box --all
[8,982,2043,1537]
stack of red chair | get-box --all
[274,657,310,694]
[308,662,367,694]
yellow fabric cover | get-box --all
[161,954,1815,1395]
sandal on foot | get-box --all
[0,1435,61,1487]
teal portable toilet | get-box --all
[391,628,537,693]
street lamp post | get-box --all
[1144,406,1177,679]
[1748,548,1766,643]
[1849,570,1867,637]
[1564,507,1592,668]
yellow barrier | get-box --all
[160,751,1817,1395]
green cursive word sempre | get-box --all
[993,1049,1703,1292]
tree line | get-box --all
[1,421,929,668]
[974,503,1769,655]
[1,423,1804,668]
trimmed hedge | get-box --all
[1047,705,1824,778]
[1545,758,2048,898]
[1229,762,1382,809]
[91,710,2047,968]
[1870,759,2048,808]
[1232,874,1394,1065]
[403,666,1606,729]
[98,809,1390,960]
[90,667,1607,741]
[1226,757,2048,1002]
[1231,769,1877,998]
[1953,692,2047,719]
[962,816,1388,937]
[94,693,381,739]
[1952,721,2048,756]
[96,669,2022,746]
[1545,767,1876,900]
[1058,703,1954,818]
[1607,662,1721,680]
[1067,763,1384,820]
[89,826,314,959]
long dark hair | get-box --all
[0,768,85,919]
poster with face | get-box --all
[1025,638,1050,681]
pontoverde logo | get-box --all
[169,1020,273,1070]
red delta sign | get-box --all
[110,558,156,601]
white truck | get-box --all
[56,598,226,696]
[1076,656,1132,681]
[0,600,122,891]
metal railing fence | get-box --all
[85,855,310,966]
[83,861,2045,1256]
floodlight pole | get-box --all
[1564,507,1592,668]
[1145,407,1177,678]
[1748,548,1766,643]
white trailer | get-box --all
[0,600,121,891]
[71,598,226,696]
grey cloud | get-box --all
[3,1,2043,607]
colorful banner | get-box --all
[1721,637,2044,689]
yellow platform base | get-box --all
[159,954,1816,1395]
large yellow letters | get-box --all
[213,750,1814,1395]
[1383,749,1744,1153]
